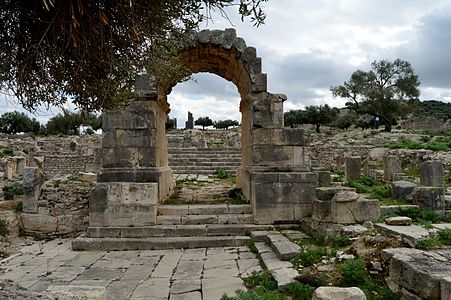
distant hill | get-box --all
[414,100,451,121]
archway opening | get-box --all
[164,73,244,204]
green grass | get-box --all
[369,185,392,199]
[292,247,328,267]
[416,229,451,250]
[384,137,451,151]
[378,198,412,206]
[339,258,400,300]
[325,235,351,248]
[214,168,231,179]
[222,270,315,300]
[15,201,23,213]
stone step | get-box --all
[158,204,252,216]
[156,214,254,225]
[251,231,301,261]
[169,166,238,171]
[253,242,299,288]
[87,224,274,238]
[72,235,250,251]
[169,148,240,153]
[168,158,241,163]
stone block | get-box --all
[273,128,304,146]
[280,183,317,204]
[412,187,445,212]
[352,198,381,222]
[391,181,416,200]
[312,200,332,222]
[20,213,58,234]
[384,155,402,181]
[312,287,366,300]
[78,172,97,182]
[332,191,360,203]
[294,204,312,219]
[278,172,318,183]
[115,129,154,148]
[385,216,412,226]
[317,171,331,187]
[315,186,356,201]
[420,160,444,186]
[102,147,139,168]
[345,156,361,182]
[22,167,44,213]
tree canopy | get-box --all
[195,116,213,130]
[214,119,239,130]
[0,111,40,134]
[0,0,268,112]
[331,58,420,132]
[284,105,338,133]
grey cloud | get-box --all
[396,4,451,89]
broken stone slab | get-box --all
[312,286,367,300]
[384,216,412,226]
[391,181,416,200]
[382,247,451,300]
[332,191,360,203]
[380,205,419,216]
[315,187,356,201]
[345,156,361,182]
[431,223,451,231]
[375,223,430,247]
[340,224,368,237]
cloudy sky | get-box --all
[2,0,451,126]
[168,0,451,127]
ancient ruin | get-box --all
[0,28,449,300]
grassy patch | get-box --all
[369,185,392,199]
[339,258,400,300]
[15,201,23,213]
[214,168,231,179]
[325,235,351,248]
[378,198,412,206]
[2,182,23,200]
[384,137,451,152]
[222,270,314,300]
[416,229,451,250]
[292,247,328,267]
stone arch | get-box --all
[157,28,269,187]
[94,28,315,228]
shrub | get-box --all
[339,258,367,286]
[326,235,351,248]
[2,182,23,200]
[243,270,278,291]
[293,247,328,267]
[347,181,368,193]
[214,168,231,179]
[2,148,14,156]
[15,201,23,213]
[281,282,315,300]
[438,229,451,246]
[369,185,392,199]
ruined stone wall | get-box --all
[20,180,93,236]
[0,135,102,178]
[307,145,374,170]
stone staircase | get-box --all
[168,147,240,175]
[72,204,274,251]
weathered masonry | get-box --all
[89,28,317,228]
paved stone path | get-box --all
[0,239,261,299]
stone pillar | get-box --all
[420,160,444,186]
[185,111,194,129]
[345,156,361,182]
[93,76,174,227]
[384,155,402,181]
[22,167,44,213]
